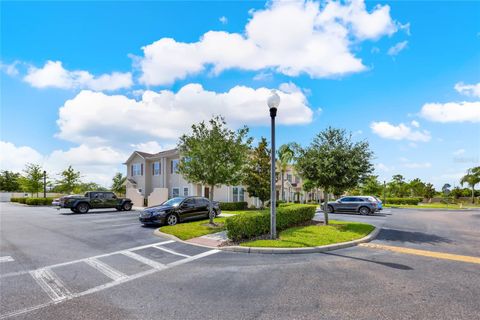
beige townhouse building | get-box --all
[124,148,322,208]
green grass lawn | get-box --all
[384,203,479,209]
[240,220,375,248]
[159,217,227,240]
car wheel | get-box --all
[327,205,334,213]
[76,203,89,214]
[122,202,132,211]
[359,206,370,215]
[166,214,178,226]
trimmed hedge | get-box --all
[384,197,423,205]
[11,197,54,205]
[219,201,248,211]
[10,197,27,204]
[225,204,317,241]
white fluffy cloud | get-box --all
[0,141,44,172]
[138,0,398,85]
[454,82,480,98]
[24,60,133,91]
[403,162,431,169]
[56,83,313,147]
[420,101,480,123]
[370,121,431,142]
[387,40,408,56]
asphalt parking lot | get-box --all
[1,203,479,320]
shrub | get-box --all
[11,197,27,204]
[384,197,423,205]
[25,198,55,205]
[219,201,248,211]
[226,204,317,241]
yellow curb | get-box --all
[359,243,480,264]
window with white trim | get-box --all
[132,163,142,176]
[153,161,161,176]
[183,187,189,197]
[172,188,180,198]
[171,159,179,174]
[287,174,292,183]
[233,187,245,202]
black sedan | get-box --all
[139,196,221,226]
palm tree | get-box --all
[460,166,480,204]
[111,172,127,196]
[277,144,294,201]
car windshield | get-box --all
[162,197,185,207]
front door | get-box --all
[204,187,210,200]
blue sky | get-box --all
[1,0,479,187]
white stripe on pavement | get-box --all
[153,245,191,258]
[84,258,127,281]
[30,268,72,302]
[0,256,14,263]
[121,251,167,270]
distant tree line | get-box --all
[0,164,127,196]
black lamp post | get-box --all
[43,170,47,198]
[268,90,280,239]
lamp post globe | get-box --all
[268,90,280,110]
[268,90,280,239]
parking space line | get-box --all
[0,240,174,280]
[0,249,219,320]
[0,256,14,263]
[153,245,191,258]
[85,258,127,281]
[359,243,480,264]
[121,251,167,270]
[30,268,72,302]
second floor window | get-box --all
[153,162,161,176]
[287,174,292,183]
[132,163,142,176]
[171,159,179,174]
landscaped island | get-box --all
[159,204,375,248]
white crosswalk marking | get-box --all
[153,245,191,258]
[121,251,167,270]
[30,268,72,302]
[0,256,14,263]
[84,258,127,281]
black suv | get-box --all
[58,191,133,214]
[139,196,221,226]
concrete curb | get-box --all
[154,226,381,254]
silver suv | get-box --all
[326,196,378,215]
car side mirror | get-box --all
[336,200,341,203]
[112,195,117,199]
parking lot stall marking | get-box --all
[30,268,72,302]
[0,240,175,280]
[121,251,167,270]
[153,245,191,258]
[84,258,127,281]
[0,256,14,263]
[0,249,220,320]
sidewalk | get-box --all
[186,231,228,247]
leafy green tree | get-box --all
[56,166,82,194]
[423,183,436,201]
[387,174,409,197]
[111,172,127,195]
[178,116,252,224]
[409,178,426,197]
[73,182,108,194]
[244,137,270,208]
[19,163,45,197]
[460,166,480,204]
[296,127,374,224]
[277,144,294,201]
[0,170,22,191]
[360,175,383,196]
